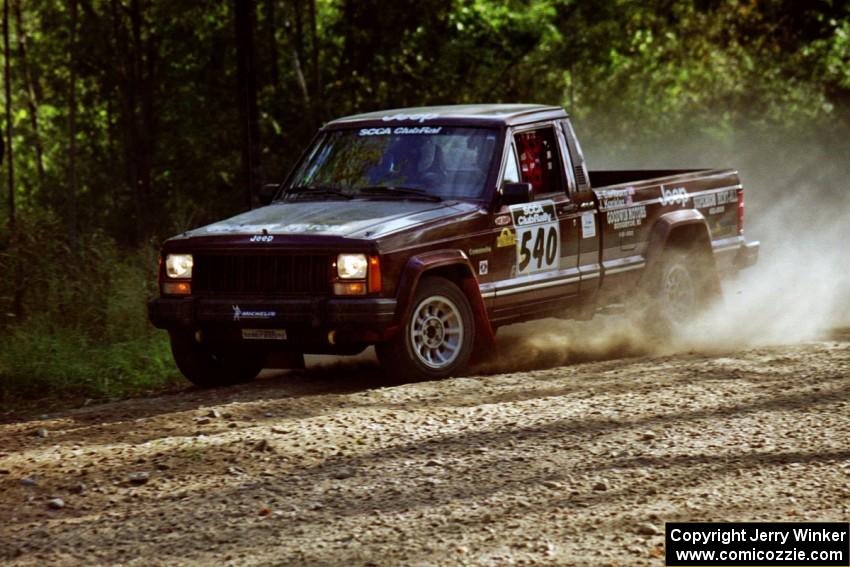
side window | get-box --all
[514,127,565,197]
[501,143,520,184]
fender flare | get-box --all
[392,249,496,348]
[644,209,711,271]
[643,209,720,296]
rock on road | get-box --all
[1,336,849,566]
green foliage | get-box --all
[4,0,849,238]
[0,321,176,404]
[0,212,178,404]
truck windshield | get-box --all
[286,127,498,201]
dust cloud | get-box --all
[470,316,650,375]
[680,190,850,348]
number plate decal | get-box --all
[509,200,560,275]
[242,329,287,341]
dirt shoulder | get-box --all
[1,338,849,566]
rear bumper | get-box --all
[148,296,398,343]
[734,239,760,270]
[713,236,760,275]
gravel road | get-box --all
[1,326,849,566]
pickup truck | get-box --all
[148,104,759,386]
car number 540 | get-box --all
[509,200,560,275]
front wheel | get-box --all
[169,331,265,388]
[376,276,475,382]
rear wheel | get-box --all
[646,250,712,336]
[376,276,475,382]
[169,331,264,388]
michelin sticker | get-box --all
[232,305,277,321]
[509,200,560,275]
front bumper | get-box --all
[148,296,398,343]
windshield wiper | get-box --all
[287,184,353,199]
[357,185,442,202]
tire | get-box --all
[645,250,711,337]
[376,276,475,382]
[169,331,265,388]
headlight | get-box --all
[165,254,194,279]
[337,253,368,279]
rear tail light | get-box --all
[737,189,745,235]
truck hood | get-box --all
[174,199,480,240]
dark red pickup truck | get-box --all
[149,104,759,386]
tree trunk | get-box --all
[235,0,261,209]
[290,0,311,108]
[293,0,305,81]
[308,0,320,125]
[141,8,157,232]
[111,0,139,240]
[129,0,150,238]
[3,0,21,319]
[290,46,311,109]
[11,0,44,187]
[2,0,12,234]
[110,0,156,242]
[266,0,279,97]
[67,0,79,245]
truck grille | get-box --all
[192,254,331,296]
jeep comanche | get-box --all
[148,104,760,385]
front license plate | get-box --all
[242,329,287,341]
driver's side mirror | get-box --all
[500,182,533,207]
[258,183,280,206]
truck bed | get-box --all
[588,169,708,189]
[586,167,752,301]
